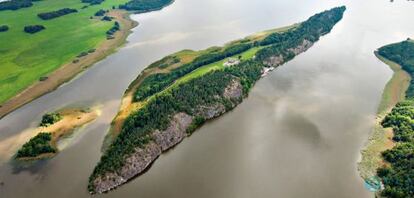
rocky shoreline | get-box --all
[91,80,244,193]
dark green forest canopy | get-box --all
[88,6,346,192]
[377,41,414,198]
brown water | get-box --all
[1,0,414,197]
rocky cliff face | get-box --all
[263,39,313,67]
[92,113,192,193]
[288,39,313,55]
[92,78,244,194]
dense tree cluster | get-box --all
[37,8,78,20]
[39,113,62,127]
[0,0,39,11]
[16,132,56,158]
[375,41,414,198]
[81,0,104,6]
[88,6,345,192]
[23,25,45,34]
[0,25,8,32]
[106,21,119,35]
[119,0,172,12]
[378,101,414,198]
[133,6,345,102]
[94,9,106,16]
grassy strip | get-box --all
[358,53,410,179]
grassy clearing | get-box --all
[0,0,129,104]
[358,53,410,179]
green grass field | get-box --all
[0,0,128,104]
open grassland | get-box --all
[0,0,129,104]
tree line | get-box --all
[133,6,346,102]
[37,8,78,20]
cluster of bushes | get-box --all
[88,7,346,192]
[94,9,106,16]
[119,0,172,12]
[375,41,414,198]
[0,25,8,32]
[39,113,62,127]
[106,21,119,38]
[24,25,45,34]
[37,8,78,20]
[133,6,346,102]
[101,15,112,21]
[16,132,56,158]
[0,0,38,11]
[89,59,263,191]
[81,0,104,5]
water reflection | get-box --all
[1,0,414,197]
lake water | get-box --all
[1,0,414,197]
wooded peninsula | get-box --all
[88,6,346,194]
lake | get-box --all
[1,0,413,197]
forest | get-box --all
[119,0,172,12]
[15,132,56,158]
[88,6,346,193]
[375,41,414,198]
[37,8,78,20]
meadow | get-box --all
[0,0,128,104]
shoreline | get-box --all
[358,52,410,181]
[0,9,138,119]
[102,24,300,151]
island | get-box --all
[15,108,99,160]
[88,6,346,194]
[359,40,414,198]
[0,0,174,119]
